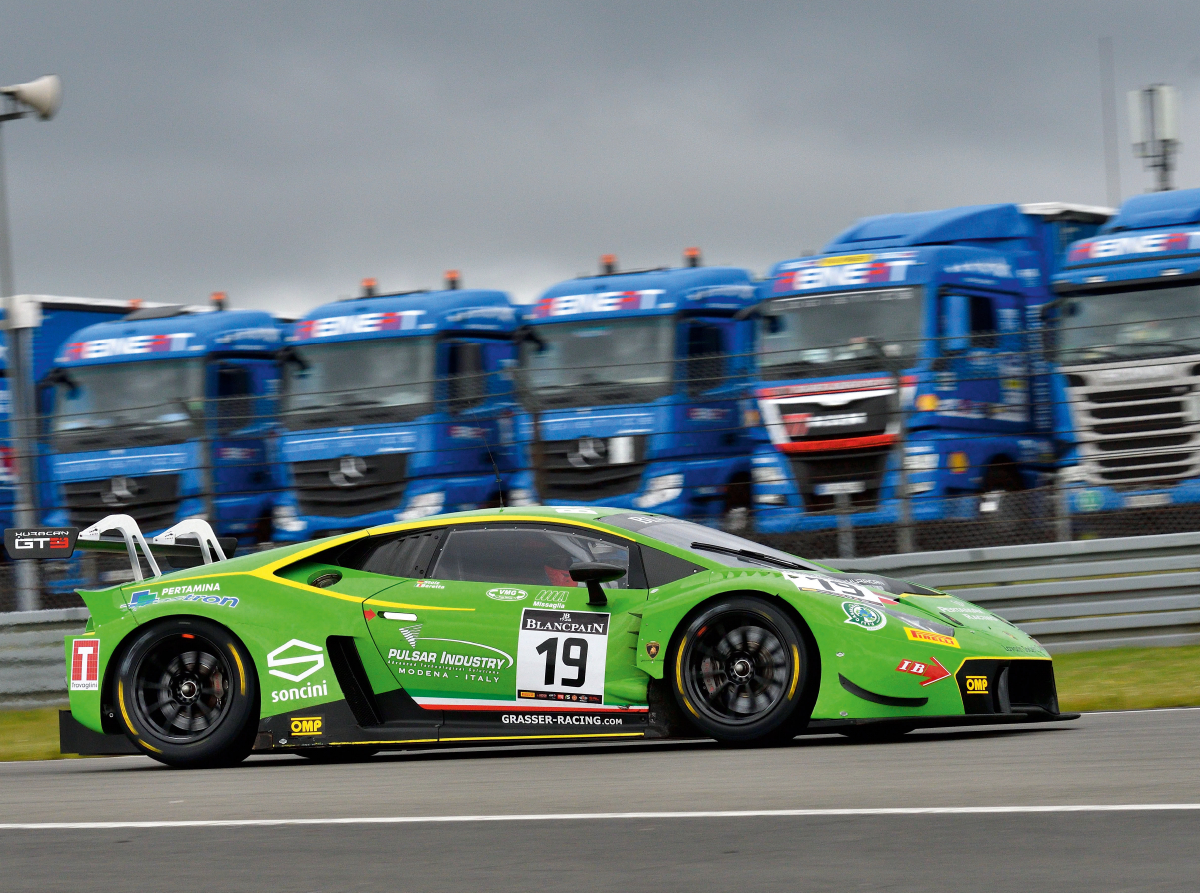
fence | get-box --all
[5,531,1200,707]
[0,607,87,708]
[832,530,1200,653]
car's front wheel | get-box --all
[670,596,812,744]
[115,618,259,768]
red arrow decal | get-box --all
[895,656,951,686]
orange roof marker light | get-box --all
[601,254,617,275]
[211,291,227,311]
[444,270,460,290]
[684,247,702,268]
[361,278,377,298]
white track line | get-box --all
[3,804,1200,830]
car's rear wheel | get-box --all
[116,618,259,768]
[670,596,811,744]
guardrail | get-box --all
[830,530,1200,653]
[3,531,1199,706]
[0,608,87,709]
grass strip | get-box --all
[1,645,1198,761]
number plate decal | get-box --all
[516,608,610,705]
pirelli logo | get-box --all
[289,715,324,736]
[904,627,960,649]
[965,675,989,695]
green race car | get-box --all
[13,506,1072,768]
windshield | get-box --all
[1058,284,1200,366]
[758,287,923,380]
[603,513,829,572]
[520,317,674,408]
[283,338,435,430]
[52,360,204,453]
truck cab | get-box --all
[750,203,1109,550]
[42,306,283,540]
[271,286,519,541]
[1052,188,1200,526]
[509,257,757,524]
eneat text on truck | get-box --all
[1051,188,1200,528]
[749,203,1110,545]
[42,300,284,542]
[509,252,756,526]
[271,277,519,541]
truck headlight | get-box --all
[398,491,446,521]
[634,474,684,509]
[904,451,939,472]
[752,464,787,484]
[508,488,537,507]
[272,504,307,533]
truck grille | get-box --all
[1066,366,1200,487]
[776,394,890,443]
[788,447,890,511]
[63,474,181,533]
[539,435,647,501]
[292,453,408,518]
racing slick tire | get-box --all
[115,617,259,768]
[669,596,812,745]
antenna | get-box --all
[483,434,505,508]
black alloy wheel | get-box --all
[671,596,812,743]
[117,617,259,768]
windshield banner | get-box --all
[773,252,918,293]
[1068,230,1200,264]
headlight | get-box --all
[754,493,786,505]
[752,464,787,484]
[634,474,684,509]
[272,504,307,533]
[398,491,446,521]
[507,488,537,507]
[1059,465,1088,484]
[904,451,938,472]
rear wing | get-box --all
[4,515,237,581]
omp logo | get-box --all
[267,640,326,682]
[904,628,960,649]
[965,675,989,694]
[289,716,324,736]
[70,639,100,691]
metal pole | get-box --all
[835,491,855,559]
[0,121,41,610]
[895,374,914,553]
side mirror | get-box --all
[569,561,626,607]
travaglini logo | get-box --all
[4,527,77,559]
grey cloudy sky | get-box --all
[3,1,1200,314]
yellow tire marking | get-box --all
[675,636,687,692]
[118,682,138,737]
[138,739,162,753]
[228,643,247,696]
[788,645,800,699]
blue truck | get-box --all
[508,255,758,524]
[2,295,148,529]
[749,203,1111,545]
[1051,188,1200,526]
[271,283,520,541]
[41,304,283,541]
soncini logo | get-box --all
[267,639,325,682]
[289,716,324,736]
[965,675,989,694]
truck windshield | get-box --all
[282,338,435,430]
[52,359,204,453]
[757,287,923,380]
[520,317,674,408]
[1059,284,1200,365]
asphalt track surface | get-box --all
[2,709,1199,892]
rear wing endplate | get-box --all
[4,516,237,581]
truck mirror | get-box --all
[942,294,970,353]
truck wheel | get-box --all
[115,618,259,768]
[670,596,811,744]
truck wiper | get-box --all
[690,541,808,571]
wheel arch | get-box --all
[657,588,822,718]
